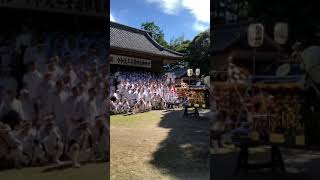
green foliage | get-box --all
[140,21,210,74]
[186,30,211,75]
[141,22,169,48]
[169,36,191,54]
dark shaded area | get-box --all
[211,147,320,180]
[150,109,210,179]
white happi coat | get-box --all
[52,90,69,138]
[40,126,63,156]
[69,127,93,150]
[65,96,84,133]
[38,81,55,117]
[5,98,25,120]
[21,97,36,122]
[67,70,79,88]
[14,128,40,161]
[23,71,43,101]
[84,97,98,123]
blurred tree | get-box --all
[141,21,169,48]
[169,35,191,54]
[186,30,210,75]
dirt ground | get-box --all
[110,109,210,180]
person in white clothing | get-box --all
[65,87,84,135]
[67,120,94,168]
[91,116,109,161]
[23,62,43,103]
[64,63,79,88]
[0,123,27,168]
[85,88,98,123]
[2,90,25,121]
[20,89,36,123]
[39,114,64,165]
[37,73,55,119]
[52,80,68,139]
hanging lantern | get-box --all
[274,22,288,45]
[195,68,200,76]
[248,23,264,47]
[187,69,193,77]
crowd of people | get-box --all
[0,29,109,169]
[110,71,180,115]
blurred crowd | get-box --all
[0,29,109,169]
[110,71,180,115]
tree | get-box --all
[141,22,169,48]
[186,30,211,75]
[169,35,191,54]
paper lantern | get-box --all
[274,22,288,45]
[248,23,264,47]
[195,68,200,76]
[187,69,193,77]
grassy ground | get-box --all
[111,109,210,180]
[0,162,109,180]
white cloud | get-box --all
[146,0,181,15]
[193,22,209,32]
[182,0,210,24]
[110,13,116,22]
[145,0,210,31]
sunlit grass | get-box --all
[110,111,164,127]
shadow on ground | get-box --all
[149,109,320,180]
[149,109,210,179]
[211,144,320,180]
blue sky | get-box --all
[110,0,210,42]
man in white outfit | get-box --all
[91,116,109,161]
[39,114,64,165]
[1,90,25,121]
[65,87,84,137]
[84,88,98,123]
[0,123,27,168]
[20,89,36,123]
[68,120,94,168]
[52,80,69,139]
[23,62,43,104]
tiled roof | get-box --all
[110,22,184,59]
